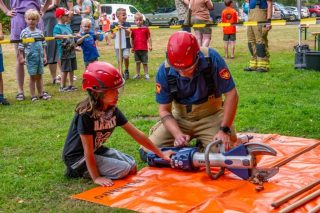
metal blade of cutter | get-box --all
[226,142,277,180]
[244,142,277,156]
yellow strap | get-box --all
[271,20,286,26]
[243,21,258,26]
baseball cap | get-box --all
[55,7,69,18]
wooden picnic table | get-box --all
[311,31,320,51]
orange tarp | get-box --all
[72,134,320,212]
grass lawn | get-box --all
[0,25,319,212]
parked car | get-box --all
[144,7,179,26]
[284,6,299,20]
[307,5,320,17]
[100,4,145,24]
[210,1,240,23]
[284,6,310,19]
[272,2,295,20]
[301,6,310,18]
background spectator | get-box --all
[0,0,51,101]
[190,0,214,47]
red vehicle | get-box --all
[307,5,320,17]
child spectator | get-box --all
[0,23,9,105]
[62,61,173,186]
[53,7,78,92]
[130,12,152,80]
[221,0,238,59]
[100,13,111,45]
[110,8,131,80]
[77,18,100,67]
[18,9,51,102]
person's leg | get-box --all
[124,58,129,70]
[95,149,136,179]
[60,71,67,89]
[230,41,235,58]
[134,62,141,79]
[139,120,176,162]
[142,51,149,79]
[29,75,36,99]
[14,44,25,96]
[48,63,57,84]
[143,64,149,79]
[202,33,212,47]
[68,71,74,87]
[224,40,229,59]
[194,30,203,47]
[35,74,43,96]
[134,51,140,79]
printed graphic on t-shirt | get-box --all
[95,131,111,148]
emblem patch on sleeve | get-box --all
[219,68,231,80]
[156,83,161,94]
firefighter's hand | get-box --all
[214,131,231,151]
[174,134,190,147]
[264,24,272,31]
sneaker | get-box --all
[68,85,78,91]
[59,87,69,92]
[0,98,10,105]
[144,74,150,80]
[39,92,51,100]
[16,93,25,101]
[55,75,61,84]
[132,74,140,79]
[123,70,129,80]
[31,96,39,102]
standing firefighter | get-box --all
[244,0,272,72]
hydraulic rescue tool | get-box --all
[147,136,278,191]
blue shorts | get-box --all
[0,53,4,73]
[26,54,44,76]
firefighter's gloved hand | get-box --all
[174,134,190,147]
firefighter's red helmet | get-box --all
[167,31,200,70]
[82,61,124,92]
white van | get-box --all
[100,4,145,24]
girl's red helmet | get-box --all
[167,31,200,70]
[82,61,124,92]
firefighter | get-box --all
[244,0,273,72]
[139,31,239,162]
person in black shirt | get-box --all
[62,61,173,187]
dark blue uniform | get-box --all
[156,48,235,105]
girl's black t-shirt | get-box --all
[62,107,128,166]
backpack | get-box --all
[91,0,100,20]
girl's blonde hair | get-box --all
[134,12,143,20]
[25,9,40,20]
[81,18,92,26]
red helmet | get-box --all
[82,61,124,92]
[167,31,200,70]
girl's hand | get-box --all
[43,57,47,65]
[94,176,114,187]
[161,150,175,161]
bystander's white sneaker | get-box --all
[144,74,150,80]
[133,74,140,79]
